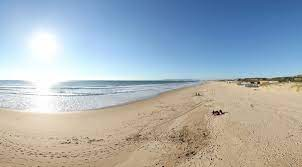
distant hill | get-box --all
[272,75,302,82]
[236,74,302,82]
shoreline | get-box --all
[0,82,203,114]
[0,81,209,166]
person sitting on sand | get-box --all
[219,110,224,114]
[212,110,220,115]
[212,110,225,116]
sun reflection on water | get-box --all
[31,80,57,112]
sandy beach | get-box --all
[1,81,302,166]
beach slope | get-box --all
[0,82,302,166]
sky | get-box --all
[0,0,301,80]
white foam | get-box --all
[0,81,200,112]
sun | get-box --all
[29,32,58,60]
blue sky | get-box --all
[0,0,301,80]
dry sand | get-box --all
[0,81,302,166]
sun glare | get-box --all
[29,32,58,60]
[30,77,59,112]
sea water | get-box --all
[0,80,199,112]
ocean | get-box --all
[0,80,200,112]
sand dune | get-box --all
[0,82,302,166]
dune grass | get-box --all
[291,83,302,92]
